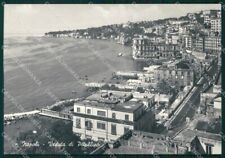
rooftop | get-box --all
[75,99,143,113]
[176,61,190,69]
[174,129,221,143]
[158,60,191,70]
[103,131,179,154]
[86,90,132,102]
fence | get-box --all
[39,109,72,121]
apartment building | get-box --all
[174,129,221,154]
[200,83,221,118]
[210,18,221,35]
[132,37,180,59]
[154,61,194,88]
[203,15,211,24]
[165,33,180,45]
[72,91,155,142]
[204,36,221,53]
[193,36,205,52]
[183,35,193,49]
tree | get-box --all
[156,80,175,94]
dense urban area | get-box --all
[5,9,222,154]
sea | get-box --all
[4,36,139,114]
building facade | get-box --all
[72,91,155,142]
[154,62,194,88]
[183,35,193,49]
[132,37,180,59]
[210,18,221,35]
[204,36,221,53]
[193,37,205,52]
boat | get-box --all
[117,53,123,57]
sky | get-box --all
[4,4,221,36]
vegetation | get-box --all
[195,118,221,134]
[44,12,202,40]
[156,79,178,95]
[16,119,83,154]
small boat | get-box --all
[118,53,123,57]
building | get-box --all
[203,15,211,24]
[217,10,221,18]
[183,35,193,49]
[153,25,165,35]
[103,131,190,154]
[204,36,221,53]
[154,61,194,88]
[200,92,217,114]
[210,18,221,35]
[72,91,155,142]
[156,109,169,122]
[202,10,211,16]
[144,27,153,33]
[132,37,180,59]
[193,36,204,52]
[187,13,196,20]
[154,93,173,108]
[85,82,106,88]
[174,129,221,154]
[118,33,131,45]
[212,96,221,117]
[132,92,155,108]
[115,71,138,79]
[165,33,180,45]
[200,84,221,117]
[93,130,219,155]
[204,93,221,118]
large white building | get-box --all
[204,36,221,53]
[210,18,221,35]
[183,35,193,49]
[72,91,155,142]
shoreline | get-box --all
[4,97,85,125]
[4,36,136,114]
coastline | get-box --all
[4,36,136,114]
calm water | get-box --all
[4,37,138,114]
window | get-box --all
[111,124,117,135]
[76,118,81,128]
[77,107,80,113]
[97,110,106,117]
[112,113,116,119]
[124,127,130,133]
[206,144,213,154]
[97,122,106,130]
[87,109,91,114]
[125,114,129,121]
[85,120,92,130]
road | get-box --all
[165,59,218,130]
